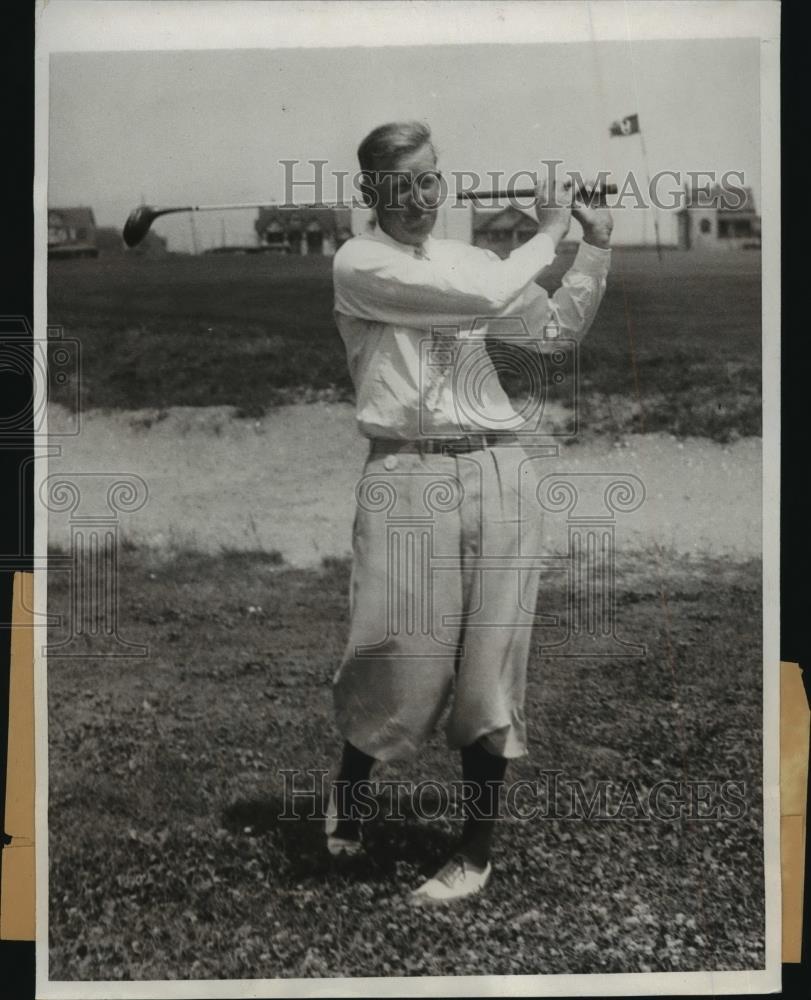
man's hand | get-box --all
[572,197,613,249]
[534,177,571,249]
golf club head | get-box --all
[122,205,161,248]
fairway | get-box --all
[48,247,762,440]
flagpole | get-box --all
[189,212,200,255]
[637,126,662,262]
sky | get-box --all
[48,37,761,251]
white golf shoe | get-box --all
[411,854,492,904]
[324,783,363,858]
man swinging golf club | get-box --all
[327,120,613,903]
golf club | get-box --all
[123,202,334,248]
[122,181,617,248]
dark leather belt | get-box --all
[370,432,519,456]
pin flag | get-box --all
[609,113,640,137]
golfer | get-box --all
[327,121,612,902]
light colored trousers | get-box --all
[333,442,545,761]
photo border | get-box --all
[32,2,782,996]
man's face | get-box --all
[371,142,441,246]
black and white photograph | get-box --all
[35,2,781,996]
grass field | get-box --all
[48,247,762,440]
[47,549,764,980]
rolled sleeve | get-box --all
[570,241,612,278]
[489,240,611,345]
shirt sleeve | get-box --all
[489,241,611,346]
[333,232,557,325]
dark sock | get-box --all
[331,740,375,840]
[459,740,508,868]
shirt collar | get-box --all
[366,220,433,260]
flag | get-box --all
[609,113,640,137]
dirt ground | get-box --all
[47,402,761,569]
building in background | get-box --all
[48,207,98,258]
[471,205,541,258]
[254,206,353,256]
[249,193,759,255]
[676,185,761,250]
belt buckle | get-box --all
[448,435,477,455]
[423,435,481,455]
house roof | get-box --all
[255,206,353,237]
[48,207,96,229]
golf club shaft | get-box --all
[459,184,617,201]
[147,184,618,216]
[156,202,337,216]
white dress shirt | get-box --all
[333,222,610,439]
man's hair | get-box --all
[357,121,436,206]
